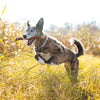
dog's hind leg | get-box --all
[71,59,79,75]
[64,60,79,84]
[70,59,79,83]
[64,62,71,73]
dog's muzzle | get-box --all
[23,35,35,46]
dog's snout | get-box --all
[23,35,26,39]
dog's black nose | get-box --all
[23,35,26,39]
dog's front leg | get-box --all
[35,55,45,65]
[46,56,57,66]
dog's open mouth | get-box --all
[27,38,35,46]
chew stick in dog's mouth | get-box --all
[15,35,44,41]
[15,37,24,41]
[15,35,45,46]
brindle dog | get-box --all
[16,18,84,82]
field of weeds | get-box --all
[0,19,100,100]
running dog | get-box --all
[16,18,84,80]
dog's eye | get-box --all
[31,29,33,32]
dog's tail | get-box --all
[69,38,84,57]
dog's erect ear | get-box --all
[36,18,44,32]
[27,20,30,27]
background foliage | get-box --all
[0,19,100,56]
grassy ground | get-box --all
[0,52,100,100]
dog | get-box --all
[23,18,84,80]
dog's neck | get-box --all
[34,35,47,48]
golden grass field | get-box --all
[0,52,100,100]
[0,18,100,100]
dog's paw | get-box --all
[38,57,45,65]
[35,55,39,60]
[50,62,57,66]
[35,55,45,65]
[47,60,57,66]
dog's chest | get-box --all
[39,52,51,61]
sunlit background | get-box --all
[1,0,100,29]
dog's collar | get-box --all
[35,35,48,52]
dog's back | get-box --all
[35,35,77,64]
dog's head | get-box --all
[23,18,44,46]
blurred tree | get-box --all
[64,22,73,33]
[49,24,57,32]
